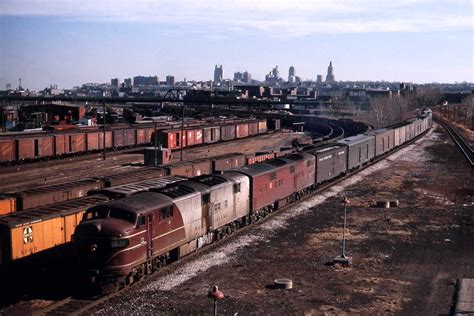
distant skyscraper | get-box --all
[124,78,132,88]
[316,75,323,83]
[234,72,243,82]
[214,65,224,82]
[325,61,335,83]
[166,75,175,85]
[133,76,159,86]
[243,71,251,83]
[272,66,280,79]
[110,78,119,88]
[288,66,296,83]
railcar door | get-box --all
[202,193,210,230]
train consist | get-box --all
[0,118,268,164]
[73,110,432,289]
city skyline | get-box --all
[0,0,472,90]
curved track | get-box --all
[435,117,473,167]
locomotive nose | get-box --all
[76,221,102,236]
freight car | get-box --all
[0,194,110,265]
[0,119,271,164]
[12,179,103,211]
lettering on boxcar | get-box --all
[23,226,33,244]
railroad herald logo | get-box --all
[23,226,33,244]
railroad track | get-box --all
[435,117,474,167]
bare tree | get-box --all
[369,95,411,128]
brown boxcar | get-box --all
[13,179,103,211]
[203,126,220,144]
[212,153,246,172]
[248,121,258,136]
[0,138,15,163]
[136,128,147,145]
[113,129,135,148]
[220,124,236,141]
[185,129,196,147]
[308,144,348,183]
[0,196,16,215]
[98,130,113,149]
[86,131,101,151]
[0,194,109,265]
[159,129,184,150]
[258,119,268,134]
[236,123,249,139]
[16,135,54,160]
[365,128,396,156]
[71,133,87,153]
[165,159,211,177]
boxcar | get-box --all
[220,125,236,141]
[203,126,220,144]
[269,119,281,131]
[13,179,103,211]
[413,119,423,137]
[165,159,212,178]
[365,128,396,156]
[0,138,15,163]
[0,194,109,265]
[337,134,375,170]
[405,121,415,141]
[16,135,54,160]
[248,121,259,136]
[258,119,268,134]
[211,153,246,172]
[159,129,184,150]
[0,196,16,215]
[86,131,101,151]
[136,128,147,145]
[279,153,316,193]
[113,129,136,148]
[308,144,347,183]
[236,123,250,139]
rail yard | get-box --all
[0,108,472,315]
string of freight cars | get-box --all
[72,109,433,291]
[0,118,269,164]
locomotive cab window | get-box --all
[137,215,146,227]
[159,206,173,221]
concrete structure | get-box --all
[325,61,335,83]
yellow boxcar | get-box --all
[0,194,109,265]
[0,196,16,215]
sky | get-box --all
[0,0,472,90]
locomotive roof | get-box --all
[191,175,228,187]
[102,192,173,214]
[232,162,278,177]
[152,184,197,199]
[97,176,185,198]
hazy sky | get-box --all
[0,0,472,90]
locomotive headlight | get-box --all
[111,238,129,248]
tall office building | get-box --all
[288,66,296,83]
[234,72,243,82]
[214,65,224,82]
[243,71,252,83]
[166,75,175,85]
[325,61,335,83]
[124,78,132,88]
[316,75,323,83]
[110,78,119,88]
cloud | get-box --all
[0,0,471,36]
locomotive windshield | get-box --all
[83,206,136,224]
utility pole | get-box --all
[102,101,106,160]
[180,102,185,162]
[333,195,352,266]
[154,120,158,167]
